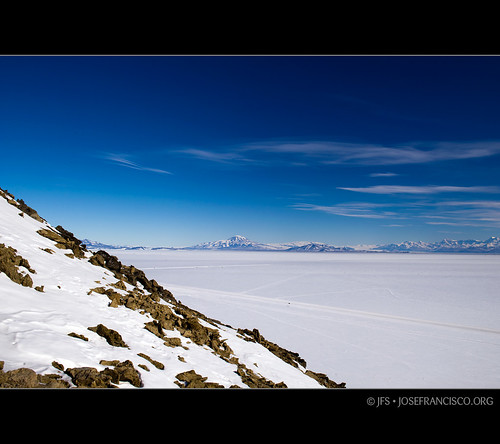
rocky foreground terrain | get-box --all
[0,186,344,389]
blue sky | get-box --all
[1,55,500,246]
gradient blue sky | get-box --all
[2,55,500,246]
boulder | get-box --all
[175,370,224,388]
[65,366,115,388]
[0,243,35,288]
[0,363,69,388]
[0,367,39,388]
[65,360,142,388]
[88,324,128,348]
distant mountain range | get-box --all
[375,237,500,253]
[185,235,354,252]
[82,235,500,254]
[82,235,354,252]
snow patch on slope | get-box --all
[0,189,339,388]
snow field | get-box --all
[110,249,500,388]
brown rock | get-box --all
[68,332,89,341]
[304,370,346,388]
[88,324,128,348]
[0,367,39,388]
[235,363,287,388]
[65,361,143,388]
[0,362,70,388]
[52,361,65,371]
[163,337,182,348]
[0,243,35,288]
[175,369,224,388]
[114,360,143,387]
[137,353,164,370]
[237,328,306,369]
[144,320,164,339]
[65,366,115,388]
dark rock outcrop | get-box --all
[238,328,307,369]
[137,353,164,370]
[175,369,225,388]
[0,361,69,388]
[65,360,143,388]
[305,370,346,388]
[235,362,287,388]
[89,250,176,303]
[37,226,87,259]
[0,187,45,223]
[88,324,128,348]
[0,243,35,288]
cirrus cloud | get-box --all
[337,185,500,195]
[103,153,173,175]
[292,197,500,228]
[176,139,500,167]
[291,202,399,219]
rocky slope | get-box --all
[0,187,344,389]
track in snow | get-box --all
[167,284,500,335]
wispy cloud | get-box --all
[425,221,482,227]
[291,202,399,219]
[420,203,500,227]
[369,172,399,177]
[176,148,253,164]
[292,196,500,227]
[103,153,172,175]
[437,200,500,208]
[425,219,500,227]
[338,185,500,195]
[176,140,500,167]
[318,141,500,166]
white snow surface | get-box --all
[109,248,500,388]
[0,195,324,388]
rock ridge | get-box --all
[0,186,345,388]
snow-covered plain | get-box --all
[110,249,500,388]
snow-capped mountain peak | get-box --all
[186,235,355,252]
[229,235,247,242]
[189,235,275,251]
